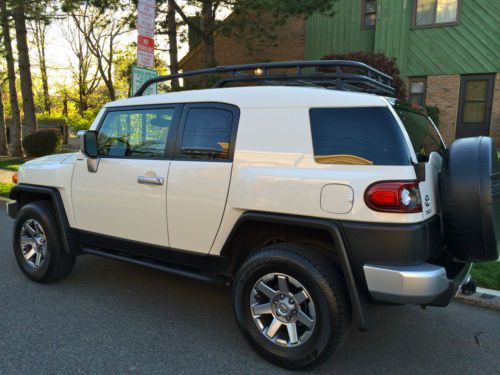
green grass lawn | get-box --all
[0,181,15,198]
[471,261,500,290]
[0,158,27,171]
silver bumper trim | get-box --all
[363,263,453,304]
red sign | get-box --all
[137,35,154,68]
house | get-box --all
[180,0,500,145]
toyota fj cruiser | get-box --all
[7,61,500,370]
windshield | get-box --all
[394,106,445,162]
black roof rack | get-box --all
[133,60,395,97]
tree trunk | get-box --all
[34,21,50,114]
[167,0,180,90]
[0,87,8,155]
[13,1,37,136]
[201,0,215,67]
[63,93,68,117]
[0,0,22,156]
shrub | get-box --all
[425,105,440,127]
[321,52,406,100]
[23,129,63,157]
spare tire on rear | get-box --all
[439,136,500,261]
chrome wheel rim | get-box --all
[250,273,316,348]
[19,219,47,269]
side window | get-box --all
[309,107,412,166]
[97,107,176,158]
[179,108,233,160]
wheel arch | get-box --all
[221,211,375,331]
[10,184,80,256]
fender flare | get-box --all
[221,211,375,331]
[10,183,80,256]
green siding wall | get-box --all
[305,0,375,59]
[307,0,500,78]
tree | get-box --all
[0,82,7,155]
[165,0,179,89]
[65,1,129,101]
[12,0,38,136]
[62,17,100,114]
[0,0,22,156]
[170,0,335,68]
[30,19,51,114]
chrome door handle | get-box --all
[138,176,164,185]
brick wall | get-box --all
[425,75,461,145]
[489,73,500,146]
[180,15,305,71]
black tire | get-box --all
[13,201,75,283]
[232,243,350,370]
[439,136,500,261]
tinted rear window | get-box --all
[395,107,445,162]
[309,107,412,166]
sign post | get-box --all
[133,0,156,95]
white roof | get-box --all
[105,86,388,109]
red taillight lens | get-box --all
[365,181,422,213]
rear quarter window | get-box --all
[309,107,412,166]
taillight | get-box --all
[365,181,422,213]
[12,173,18,184]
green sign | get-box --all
[131,65,158,96]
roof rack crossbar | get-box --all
[133,60,395,97]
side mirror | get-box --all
[78,130,98,158]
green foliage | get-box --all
[22,129,63,157]
[471,262,500,290]
[0,158,26,171]
[67,109,99,133]
[0,181,15,198]
[425,105,440,127]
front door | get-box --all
[72,105,181,247]
[456,74,495,138]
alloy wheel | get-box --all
[250,273,316,348]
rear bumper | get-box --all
[363,261,471,306]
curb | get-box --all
[455,290,500,311]
[0,196,13,204]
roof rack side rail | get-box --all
[133,60,395,97]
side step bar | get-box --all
[82,247,223,285]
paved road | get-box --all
[0,204,499,375]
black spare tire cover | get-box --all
[439,136,500,261]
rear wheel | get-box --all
[232,243,350,370]
[13,201,75,283]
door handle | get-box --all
[138,176,164,185]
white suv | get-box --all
[7,61,499,369]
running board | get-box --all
[82,247,223,284]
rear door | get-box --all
[395,106,445,219]
[167,103,239,254]
[456,74,495,138]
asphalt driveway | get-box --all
[0,203,499,374]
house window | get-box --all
[409,77,427,107]
[361,0,377,29]
[414,0,459,27]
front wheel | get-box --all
[13,201,75,283]
[232,243,351,370]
